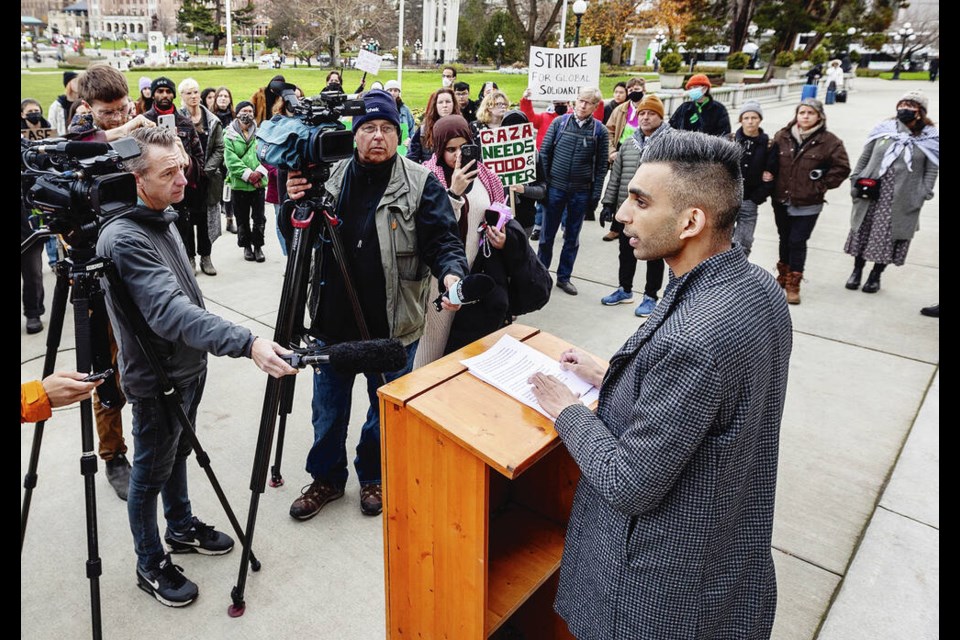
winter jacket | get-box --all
[540,114,610,202]
[519,97,562,149]
[772,125,850,207]
[734,128,778,204]
[97,205,254,398]
[406,126,433,163]
[224,120,268,192]
[669,97,732,137]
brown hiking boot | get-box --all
[359,483,383,516]
[289,479,344,521]
[785,272,803,305]
[775,261,790,289]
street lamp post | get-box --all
[414,38,421,67]
[653,30,666,70]
[494,34,505,69]
[892,23,915,80]
[112,32,118,57]
[195,34,200,56]
[292,41,298,68]
[572,0,587,48]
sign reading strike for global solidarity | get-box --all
[527,45,602,102]
[356,49,383,75]
[478,123,537,187]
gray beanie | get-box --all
[739,100,763,120]
[798,98,826,121]
[898,90,929,113]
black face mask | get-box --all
[628,91,644,103]
[25,113,42,124]
[897,109,919,124]
[554,104,568,115]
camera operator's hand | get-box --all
[251,338,299,378]
[43,371,103,408]
[599,204,615,228]
[286,170,312,201]
[449,156,477,199]
[440,273,462,311]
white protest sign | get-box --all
[356,49,383,75]
[527,45,602,102]
[477,123,537,187]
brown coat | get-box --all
[772,126,850,207]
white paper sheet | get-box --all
[460,335,597,420]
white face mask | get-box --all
[442,76,454,88]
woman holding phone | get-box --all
[414,115,505,367]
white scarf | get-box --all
[865,119,939,177]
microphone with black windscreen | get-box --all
[432,273,496,312]
[281,339,408,374]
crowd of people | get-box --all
[22,61,938,624]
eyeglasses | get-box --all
[493,102,508,108]
[93,107,127,121]
[358,123,397,136]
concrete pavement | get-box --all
[21,77,938,639]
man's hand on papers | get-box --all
[528,372,580,419]
[559,348,606,388]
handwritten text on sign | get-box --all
[527,45,601,102]
[478,123,536,187]
[355,49,383,75]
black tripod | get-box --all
[21,233,262,639]
[229,175,378,617]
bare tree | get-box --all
[265,0,395,64]
[505,0,565,48]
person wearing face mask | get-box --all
[731,101,778,257]
[605,77,647,165]
[470,89,510,140]
[407,87,461,163]
[843,91,938,294]
[21,98,52,335]
[47,71,79,135]
[519,87,570,150]
[415,114,507,367]
[21,98,52,138]
[770,98,850,304]
[384,80,415,140]
[224,101,269,263]
[669,74,731,137]
[441,66,457,88]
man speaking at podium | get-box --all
[530,132,792,639]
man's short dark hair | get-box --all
[443,66,457,78]
[641,132,743,240]
[614,81,627,91]
[453,81,471,93]
[77,64,129,104]
[125,127,179,176]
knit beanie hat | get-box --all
[685,74,711,90]
[63,71,78,87]
[139,76,152,92]
[353,89,402,131]
[898,90,929,112]
[636,94,665,118]
[739,100,764,120]
[235,100,254,114]
[797,97,825,121]
[151,77,177,98]
[384,80,401,92]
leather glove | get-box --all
[599,204,615,228]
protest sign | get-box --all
[356,49,383,75]
[477,123,537,187]
[527,45,602,102]
[21,127,55,142]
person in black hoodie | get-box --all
[731,101,777,257]
[669,74,731,137]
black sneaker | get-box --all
[136,554,198,607]
[105,453,131,501]
[165,517,234,556]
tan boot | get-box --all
[785,272,802,305]
[775,261,790,288]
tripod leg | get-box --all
[269,376,296,487]
[21,268,70,552]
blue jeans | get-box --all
[45,237,59,267]
[733,200,759,256]
[127,375,204,571]
[273,204,287,256]
[306,340,418,489]
[538,186,590,283]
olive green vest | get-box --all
[324,155,432,345]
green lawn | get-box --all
[22,66,639,118]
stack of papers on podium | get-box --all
[460,335,600,420]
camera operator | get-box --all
[97,127,297,607]
[69,63,156,500]
[285,89,468,519]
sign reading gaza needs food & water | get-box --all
[477,123,537,187]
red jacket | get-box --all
[520,98,607,149]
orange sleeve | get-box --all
[21,380,52,424]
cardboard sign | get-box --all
[527,45,602,102]
[21,127,55,141]
[477,123,537,187]
[356,49,383,75]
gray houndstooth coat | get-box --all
[554,246,792,639]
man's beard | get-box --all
[155,98,173,110]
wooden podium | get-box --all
[378,325,593,639]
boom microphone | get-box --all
[281,339,408,375]
[35,141,112,158]
[432,273,496,312]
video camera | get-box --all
[21,137,140,248]
[256,80,365,171]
